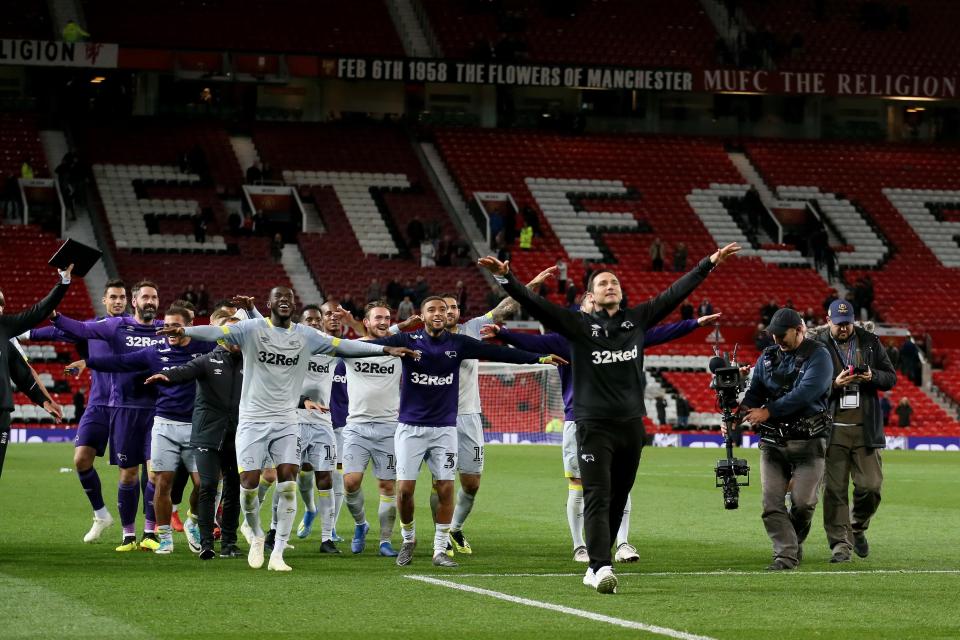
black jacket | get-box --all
[813,325,897,448]
[0,281,70,411]
[501,257,714,421]
[9,347,49,408]
[161,345,242,450]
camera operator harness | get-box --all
[752,341,832,445]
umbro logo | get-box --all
[581,454,595,462]
[160,356,169,362]
[197,447,208,453]
[213,368,223,375]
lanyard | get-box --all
[831,334,858,368]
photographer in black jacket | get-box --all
[146,310,243,559]
[479,242,740,594]
[813,300,896,563]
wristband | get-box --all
[493,274,508,284]
[58,271,71,285]
[538,356,551,364]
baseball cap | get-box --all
[828,299,856,324]
[766,308,803,337]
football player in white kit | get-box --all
[294,304,341,554]
[341,301,404,557]
[158,286,415,572]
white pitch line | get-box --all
[406,574,718,640]
[418,569,960,578]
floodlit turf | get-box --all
[0,443,957,639]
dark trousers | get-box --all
[823,424,883,551]
[576,417,645,571]
[195,441,240,549]
[0,411,10,479]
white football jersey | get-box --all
[456,312,492,416]
[298,350,336,427]
[345,353,401,423]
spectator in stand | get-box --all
[565,282,578,308]
[401,279,415,302]
[62,20,90,43]
[397,296,415,322]
[673,242,688,272]
[824,247,838,284]
[675,395,690,429]
[55,154,77,221]
[680,301,694,321]
[649,238,664,272]
[885,339,900,370]
[880,392,892,426]
[784,298,796,310]
[803,307,818,327]
[754,322,774,351]
[556,258,568,294]
[74,386,86,422]
[655,395,667,426]
[519,225,533,251]
[180,285,199,306]
[899,336,922,386]
[260,163,274,183]
[227,210,241,235]
[520,205,541,236]
[245,161,263,185]
[420,239,436,267]
[745,187,763,234]
[455,281,468,315]
[761,298,778,325]
[271,233,284,263]
[436,235,454,267]
[385,279,403,308]
[697,298,714,317]
[20,158,34,180]
[413,276,430,305]
[192,211,207,244]
[252,209,264,236]
[895,397,912,428]
[366,278,382,303]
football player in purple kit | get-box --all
[53,280,166,551]
[67,304,213,554]
[372,296,567,568]
[19,278,128,542]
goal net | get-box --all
[477,362,565,444]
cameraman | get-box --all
[813,300,896,563]
[732,308,832,571]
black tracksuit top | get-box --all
[501,257,714,422]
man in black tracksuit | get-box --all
[147,322,243,559]
[1,266,72,478]
[480,243,740,593]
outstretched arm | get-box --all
[459,334,566,366]
[3,270,73,337]
[489,326,571,361]
[150,352,211,385]
[478,257,582,338]
[86,348,153,373]
[643,318,703,348]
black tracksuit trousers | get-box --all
[576,417,646,572]
[195,439,240,549]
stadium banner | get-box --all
[0,39,118,68]
[8,428,77,444]
[331,57,958,99]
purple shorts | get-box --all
[109,407,155,468]
[74,405,111,457]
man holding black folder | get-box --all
[0,263,74,478]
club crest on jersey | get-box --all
[160,356,169,362]
[445,351,458,359]
[591,324,601,337]
[581,453,595,462]
[621,320,635,331]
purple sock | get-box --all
[117,481,139,534]
[144,480,156,533]
[77,467,105,511]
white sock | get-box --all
[270,484,281,531]
[433,522,451,555]
[345,489,367,525]
[378,494,397,543]
[567,484,585,549]
[272,481,297,557]
[171,504,179,515]
[616,494,632,546]
[257,477,272,503]
[240,487,264,538]
[451,488,475,532]
[94,506,110,520]
[187,510,197,525]
[332,470,344,531]
[318,489,334,542]
[298,471,316,513]
[157,524,173,543]
[401,520,415,543]
[429,488,439,523]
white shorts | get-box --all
[299,422,337,472]
[456,413,484,475]
[394,423,457,482]
[235,421,301,473]
[149,417,197,473]
[562,420,579,478]
[342,421,397,479]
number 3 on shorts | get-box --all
[444,452,456,469]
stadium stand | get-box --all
[0,1,51,39]
[433,128,832,324]
[421,0,717,67]
[0,112,47,180]
[82,0,404,55]
[740,0,960,76]
[257,123,489,312]
[745,140,960,331]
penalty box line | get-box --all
[405,574,718,640]
[419,569,960,578]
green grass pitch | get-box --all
[0,443,957,639]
